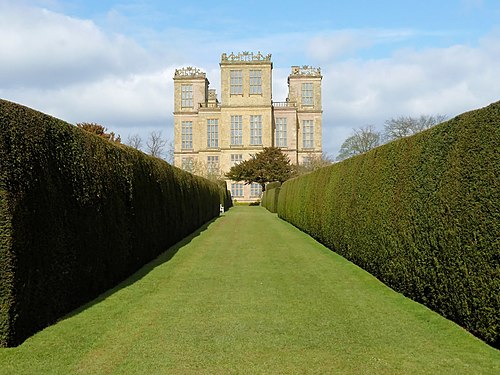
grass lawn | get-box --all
[1,206,498,374]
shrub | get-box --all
[0,99,227,347]
[262,188,280,213]
[217,180,233,211]
[261,182,281,212]
[277,101,500,347]
[266,181,282,191]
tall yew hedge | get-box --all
[261,182,281,213]
[278,101,500,347]
[0,99,226,347]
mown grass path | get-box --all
[1,206,499,374]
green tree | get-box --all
[225,147,293,191]
[336,126,381,161]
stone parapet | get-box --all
[290,65,322,77]
[221,51,271,63]
[174,66,206,78]
[272,101,297,108]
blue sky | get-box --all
[1,0,499,156]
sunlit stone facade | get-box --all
[173,52,322,202]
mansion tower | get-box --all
[173,52,322,202]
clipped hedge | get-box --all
[261,181,281,212]
[217,180,233,211]
[277,101,500,347]
[0,99,227,347]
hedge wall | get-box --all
[261,186,281,213]
[261,182,281,212]
[277,101,500,347]
[217,180,233,211]
[0,99,227,347]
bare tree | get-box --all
[416,114,447,131]
[126,134,143,150]
[180,157,212,177]
[383,116,417,140]
[384,114,447,141]
[165,139,175,164]
[146,131,167,159]
[295,152,334,175]
[336,126,381,161]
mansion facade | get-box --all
[173,52,322,202]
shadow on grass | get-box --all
[59,216,222,323]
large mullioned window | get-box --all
[231,183,244,197]
[250,183,262,197]
[301,82,313,106]
[181,121,192,149]
[275,118,287,147]
[230,70,243,95]
[181,84,193,108]
[207,156,219,174]
[181,157,193,172]
[231,115,243,145]
[249,70,262,94]
[303,120,314,148]
[250,115,262,145]
[207,119,218,148]
[231,154,243,167]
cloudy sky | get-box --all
[1,0,499,157]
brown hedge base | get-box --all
[0,99,228,347]
[277,101,500,348]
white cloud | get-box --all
[0,2,171,141]
[1,2,498,159]
[0,3,151,88]
[320,32,500,155]
[305,29,418,62]
[3,68,173,128]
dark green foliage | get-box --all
[277,101,500,347]
[225,147,292,189]
[217,180,233,211]
[263,188,280,213]
[0,99,226,347]
[261,182,281,213]
[266,181,282,191]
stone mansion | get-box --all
[173,52,322,202]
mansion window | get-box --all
[231,183,244,197]
[249,70,262,94]
[302,156,312,167]
[207,119,218,148]
[231,154,243,167]
[250,183,262,197]
[181,121,193,149]
[230,70,243,95]
[181,157,193,172]
[302,82,313,106]
[181,85,193,108]
[275,118,287,147]
[231,115,243,145]
[303,120,314,148]
[207,156,219,174]
[250,115,262,145]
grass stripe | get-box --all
[0,206,498,374]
